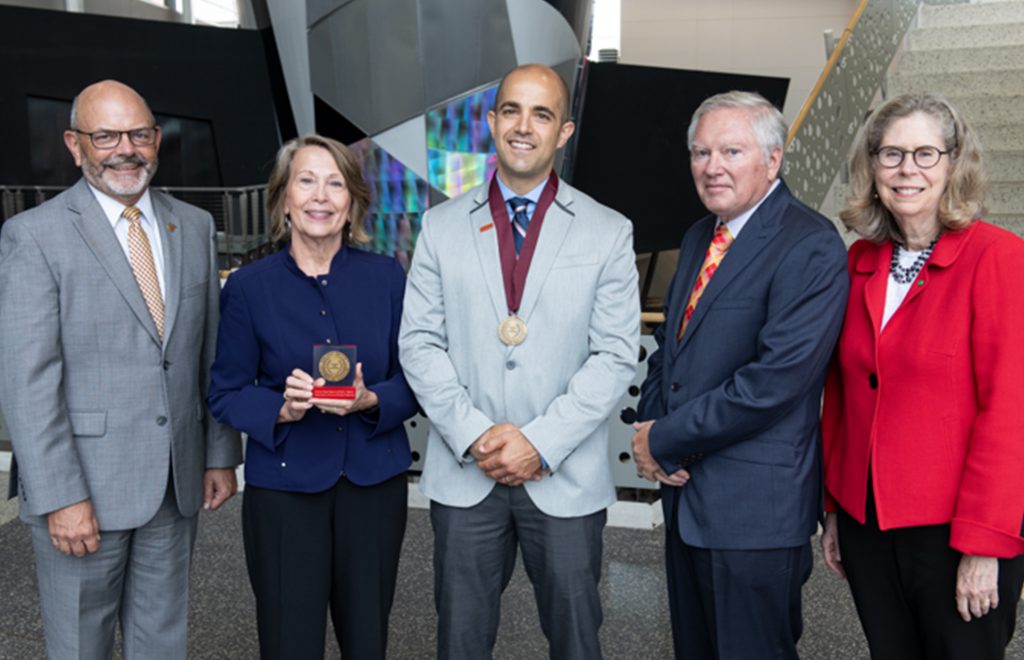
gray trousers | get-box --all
[29,475,197,660]
[431,484,606,660]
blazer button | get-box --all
[163,360,170,371]
[156,416,168,426]
[868,373,878,389]
[506,360,516,370]
[671,382,681,392]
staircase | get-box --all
[888,0,1024,237]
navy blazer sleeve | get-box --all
[208,273,289,450]
[360,259,419,436]
[638,288,672,423]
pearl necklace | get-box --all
[890,238,937,284]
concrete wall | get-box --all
[620,0,860,124]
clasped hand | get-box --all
[278,364,378,423]
[631,420,690,487]
[471,423,546,487]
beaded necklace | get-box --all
[890,238,938,284]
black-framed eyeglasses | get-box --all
[72,127,159,150]
[872,145,950,169]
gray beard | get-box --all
[83,157,158,199]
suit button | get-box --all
[163,360,170,371]
[320,309,327,316]
[156,416,167,426]
[868,373,878,389]
[320,279,328,286]
[671,382,681,392]
[336,426,343,432]
[506,361,516,370]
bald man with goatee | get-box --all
[0,80,241,659]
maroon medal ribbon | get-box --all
[487,171,559,316]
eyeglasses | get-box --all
[72,127,159,150]
[872,145,950,169]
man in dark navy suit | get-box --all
[633,91,848,660]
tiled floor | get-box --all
[0,473,1020,659]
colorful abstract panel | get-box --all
[426,84,499,198]
[349,138,429,270]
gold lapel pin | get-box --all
[167,223,177,233]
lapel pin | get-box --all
[167,223,177,233]
[479,223,494,233]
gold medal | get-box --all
[498,315,528,346]
[317,350,351,382]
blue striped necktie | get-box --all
[508,196,531,255]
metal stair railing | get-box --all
[783,0,920,210]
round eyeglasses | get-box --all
[872,145,950,169]
[72,127,159,150]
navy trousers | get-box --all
[664,521,812,660]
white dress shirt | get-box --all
[87,184,166,299]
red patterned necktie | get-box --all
[123,206,165,339]
[678,223,734,340]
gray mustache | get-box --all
[101,155,149,168]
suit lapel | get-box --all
[856,242,890,337]
[668,218,714,358]
[153,191,182,347]
[66,180,162,347]
[518,184,574,323]
[677,183,786,352]
[469,186,507,324]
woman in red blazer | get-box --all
[821,93,1024,659]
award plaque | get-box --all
[312,344,357,399]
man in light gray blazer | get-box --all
[0,80,241,660]
[399,64,640,660]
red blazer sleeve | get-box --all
[950,234,1024,557]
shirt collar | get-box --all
[718,178,780,238]
[496,175,548,206]
[87,183,157,231]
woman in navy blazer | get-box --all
[208,135,417,660]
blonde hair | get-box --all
[266,135,371,244]
[840,93,985,243]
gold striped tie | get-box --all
[123,206,164,339]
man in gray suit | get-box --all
[399,64,640,659]
[0,80,241,659]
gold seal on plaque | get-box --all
[498,315,528,346]
[318,350,351,382]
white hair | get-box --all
[687,90,788,164]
